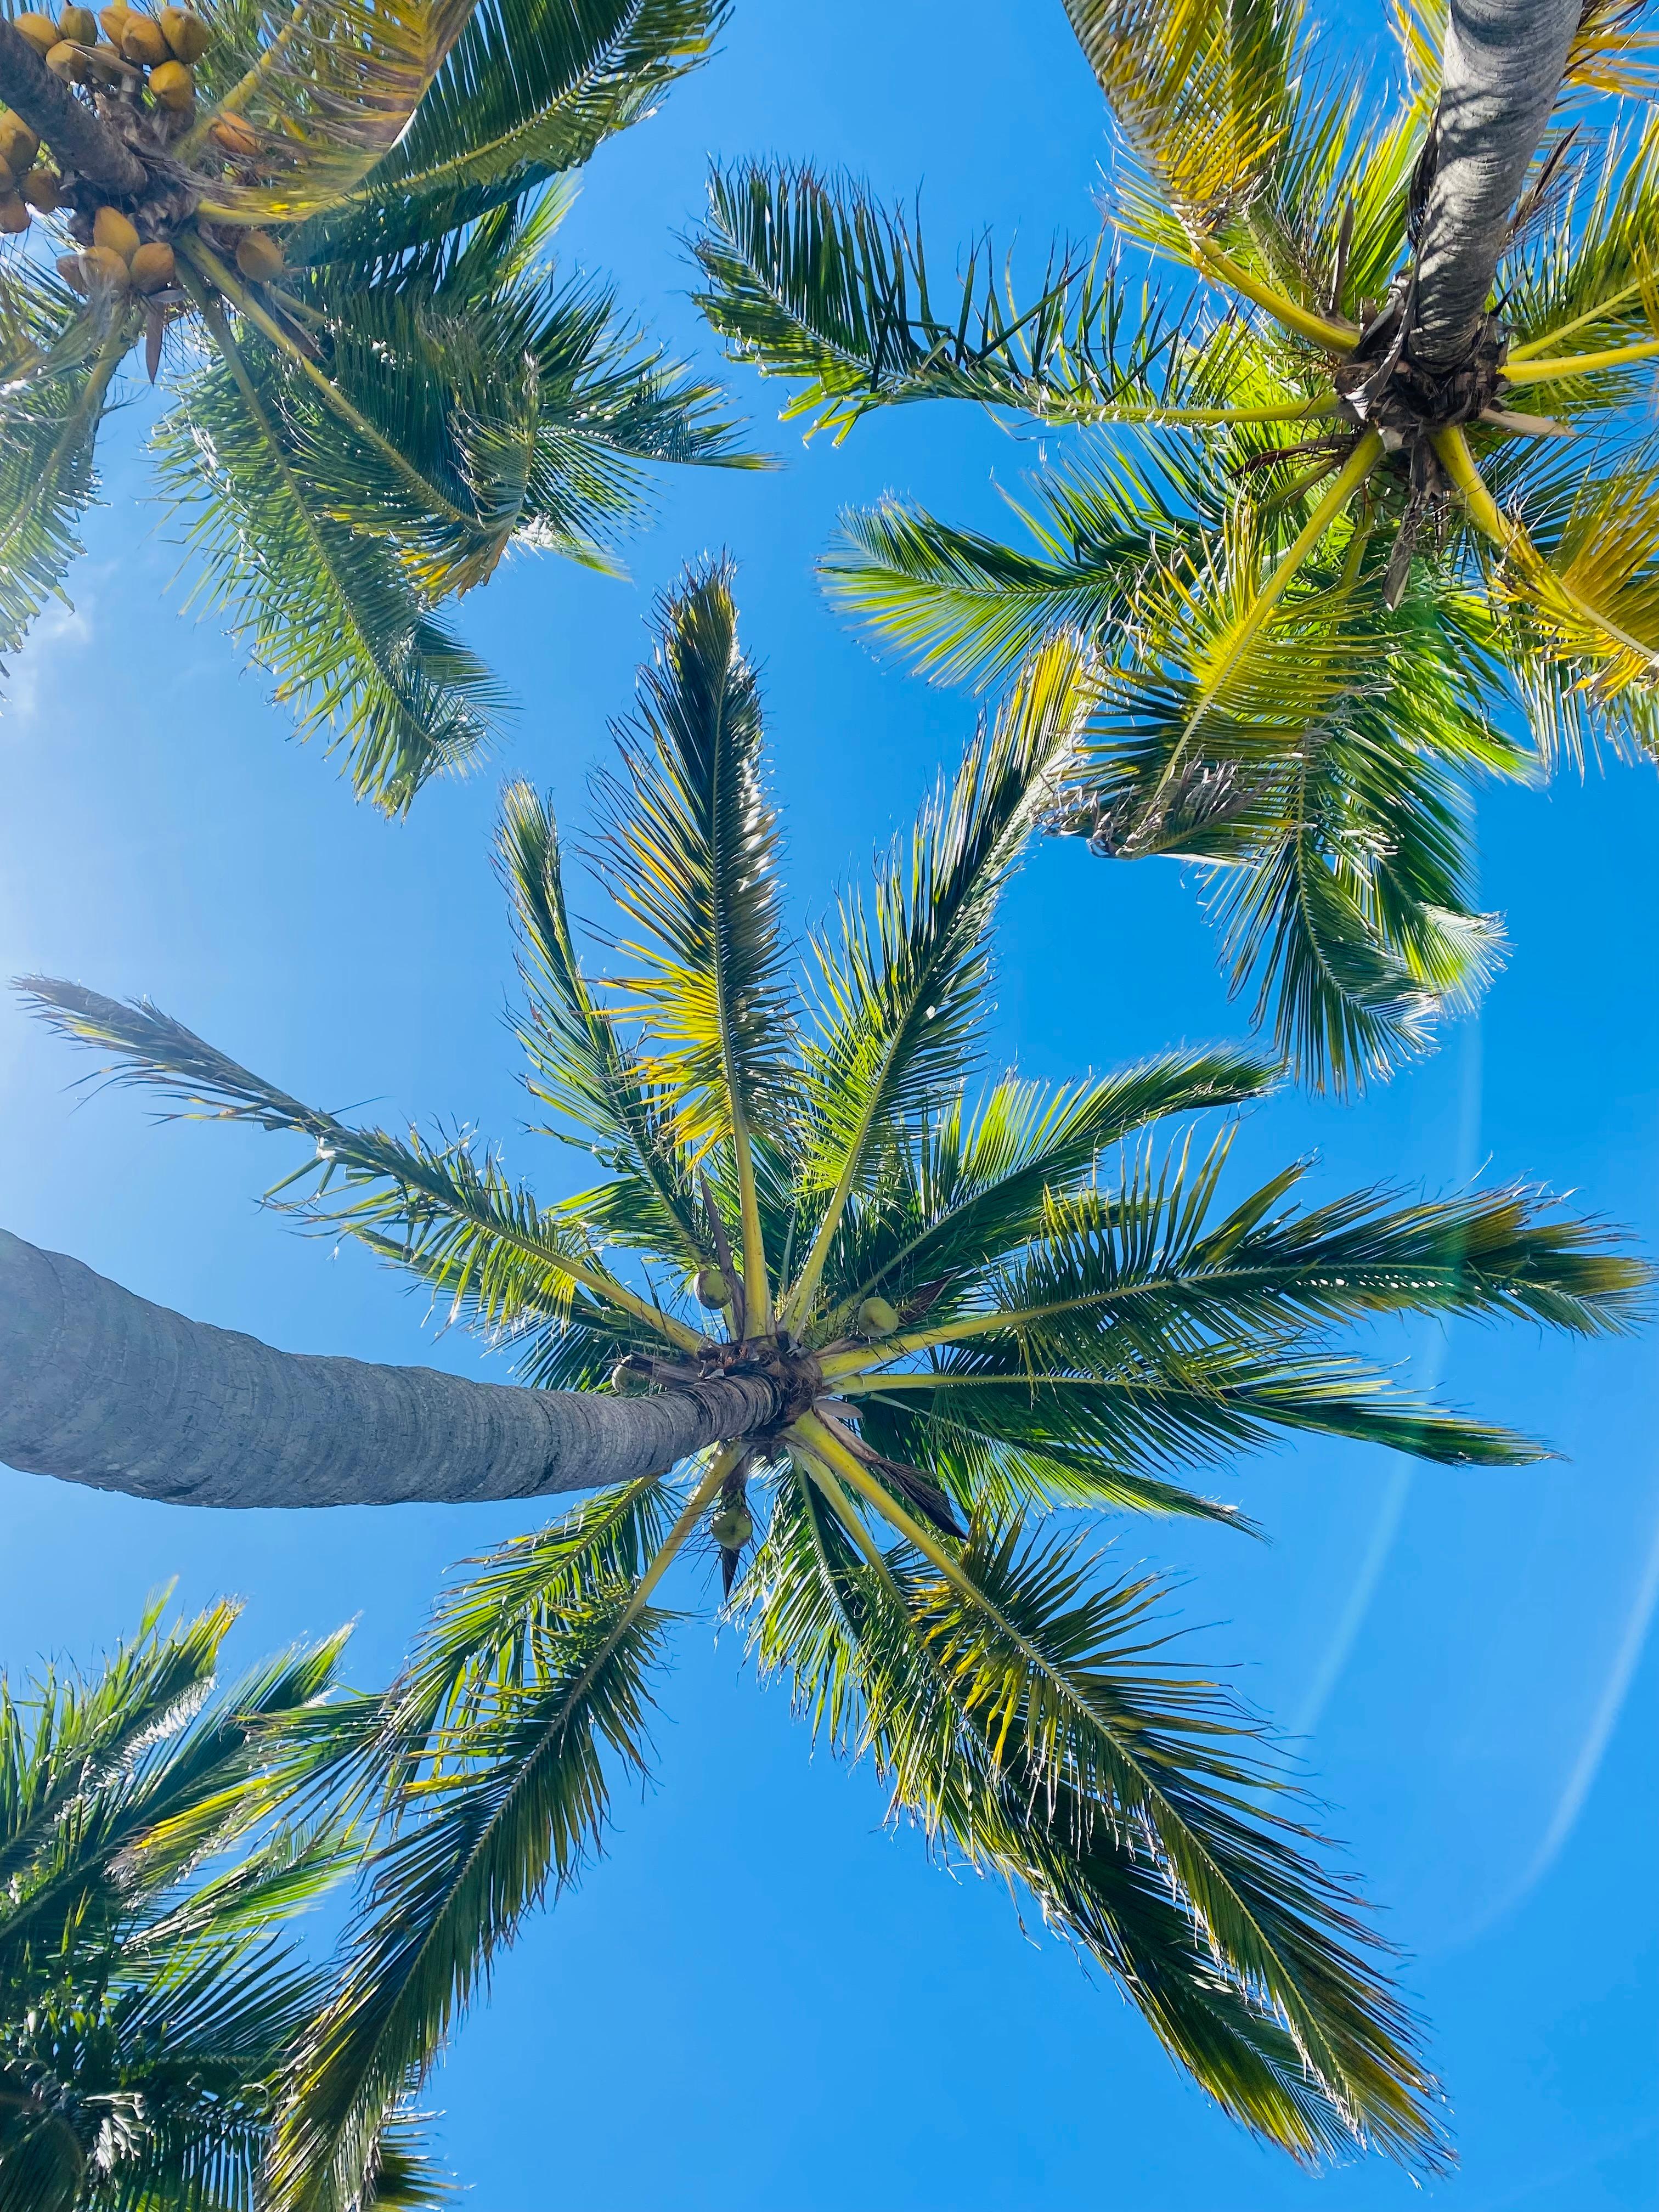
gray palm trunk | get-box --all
[0,1231,783,1509]
[0,21,147,196]
[1410,0,1584,363]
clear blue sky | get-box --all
[3,2,1657,2205]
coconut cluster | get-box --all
[1,4,286,302]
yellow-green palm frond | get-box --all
[1562,0,1659,102]
[1500,114,1659,370]
[186,0,475,226]
[1064,0,1304,238]
[594,558,797,1160]
[1487,453,1659,761]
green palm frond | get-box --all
[1063,0,1304,239]
[823,456,1201,687]
[693,163,1185,438]
[186,0,474,226]
[821,1048,1279,1318]
[266,1505,673,2212]
[0,299,134,674]
[499,780,706,1264]
[155,293,502,814]
[303,0,727,266]
[592,560,794,1305]
[749,1479,1443,2166]
[290,211,757,601]
[783,639,1089,1328]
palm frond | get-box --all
[266,1515,670,2212]
[692,162,1183,438]
[748,1481,1443,2166]
[302,0,727,265]
[499,780,706,1263]
[18,975,691,1347]
[1063,0,1304,238]
[0,294,132,678]
[784,639,1089,1326]
[187,0,474,226]
[594,559,795,1159]
[154,300,501,814]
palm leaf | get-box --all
[302,0,727,266]
[0,295,133,677]
[186,0,475,227]
[265,1506,672,2212]
[593,560,794,1301]
[785,640,1089,1327]
[153,297,501,813]
[1063,0,1303,236]
[692,162,1178,438]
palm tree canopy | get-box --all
[0,1594,399,2211]
[15,562,1648,2188]
[0,0,759,813]
[690,0,1659,1088]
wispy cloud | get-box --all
[2,594,94,727]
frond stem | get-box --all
[181,235,478,536]
[1506,274,1655,360]
[1193,242,1358,354]
[1503,336,1659,385]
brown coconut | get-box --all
[129,238,175,292]
[0,195,30,235]
[234,228,283,280]
[119,10,168,62]
[147,56,191,106]
[19,167,61,211]
[92,204,140,260]
[12,13,60,55]
[159,4,207,60]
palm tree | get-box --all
[0,0,755,812]
[0,1593,444,2210]
[690,0,1659,1088]
[4,563,1645,2181]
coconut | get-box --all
[209,112,261,157]
[12,13,61,55]
[92,204,139,261]
[0,195,30,235]
[80,243,130,289]
[0,115,37,176]
[20,167,62,211]
[129,238,174,291]
[856,1295,900,1338]
[45,38,89,77]
[158,3,206,59]
[119,9,167,61]
[710,1505,753,1550]
[234,228,283,280]
[97,0,128,35]
[59,4,97,40]
[147,55,191,106]
[693,1267,732,1310]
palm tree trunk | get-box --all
[1411,0,1583,365]
[0,22,147,198]
[0,1230,783,1510]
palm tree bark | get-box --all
[0,22,147,197]
[0,1230,783,1509]
[1411,0,1583,364]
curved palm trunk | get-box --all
[0,1231,782,1510]
[1412,0,1583,364]
[0,22,146,198]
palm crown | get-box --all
[0,0,756,811]
[0,1596,420,2212]
[22,562,1648,2188]
[692,0,1659,1087]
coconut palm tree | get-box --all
[3,563,1645,2181]
[0,0,754,812]
[0,1593,445,2210]
[691,0,1659,1088]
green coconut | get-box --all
[856,1295,900,1338]
[710,1505,753,1551]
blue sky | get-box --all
[3,1,1658,2205]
